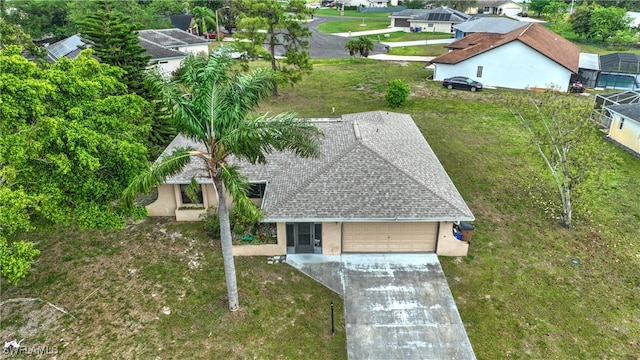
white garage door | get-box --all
[342,222,437,253]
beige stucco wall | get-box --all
[146,184,178,216]
[322,222,342,255]
[608,115,640,154]
[436,222,470,257]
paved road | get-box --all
[271,16,388,59]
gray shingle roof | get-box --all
[139,37,186,61]
[454,17,526,34]
[158,112,474,222]
[606,103,640,122]
[138,28,208,49]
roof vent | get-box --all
[353,121,362,140]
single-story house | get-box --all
[138,28,209,55]
[430,23,580,91]
[453,16,526,39]
[145,111,475,257]
[468,0,524,16]
[604,104,640,156]
[390,7,470,33]
[44,34,88,62]
[343,0,398,7]
[138,37,187,76]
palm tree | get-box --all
[123,51,323,311]
[357,37,374,58]
[191,6,216,36]
[344,39,360,57]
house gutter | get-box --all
[263,216,475,223]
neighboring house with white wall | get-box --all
[139,37,187,76]
[605,104,640,156]
[468,0,524,16]
[145,111,475,257]
[390,7,470,33]
[430,23,580,91]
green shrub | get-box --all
[0,236,40,285]
[200,210,221,239]
[385,79,411,108]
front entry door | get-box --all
[295,223,314,253]
[286,223,315,253]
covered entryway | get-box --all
[286,223,322,254]
[342,222,437,252]
[286,254,476,359]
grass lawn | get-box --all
[389,43,448,56]
[313,9,391,18]
[257,59,640,358]
[364,31,451,42]
[316,18,391,33]
[1,218,346,358]
[3,60,640,359]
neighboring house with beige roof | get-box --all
[145,111,475,257]
[430,23,580,91]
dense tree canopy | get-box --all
[0,46,151,230]
[3,0,75,40]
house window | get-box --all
[477,66,483,78]
[180,184,203,205]
[619,119,625,130]
[158,60,168,64]
[427,23,434,28]
[247,183,267,199]
[484,7,490,12]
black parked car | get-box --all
[442,76,483,92]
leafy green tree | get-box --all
[144,0,188,17]
[542,1,569,23]
[3,0,75,40]
[589,6,631,41]
[236,0,313,92]
[123,52,322,311]
[68,0,171,31]
[606,29,639,48]
[385,79,411,108]
[425,0,477,12]
[0,18,46,59]
[569,2,596,38]
[505,89,614,228]
[0,235,40,285]
[188,0,223,11]
[404,0,426,9]
[78,0,151,96]
[0,46,151,282]
[528,0,551,17]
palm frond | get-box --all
[221,113,324,164]
[219,164,263,221]
[122,148,195,208]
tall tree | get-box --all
[569,2,596,38]
[0,18,46,59]
[78,0,151,96]
[68,0,171,31]
[589,5,631,41]
[505,89,613,228]
[191,6,217,36]
[236,0,313,92]
[528,0,551,17]
[0,46,151,284]
[122,52,322,311]
[3,0,74,40]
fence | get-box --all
[358,6,405,13]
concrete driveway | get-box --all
[287,254,476,360]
